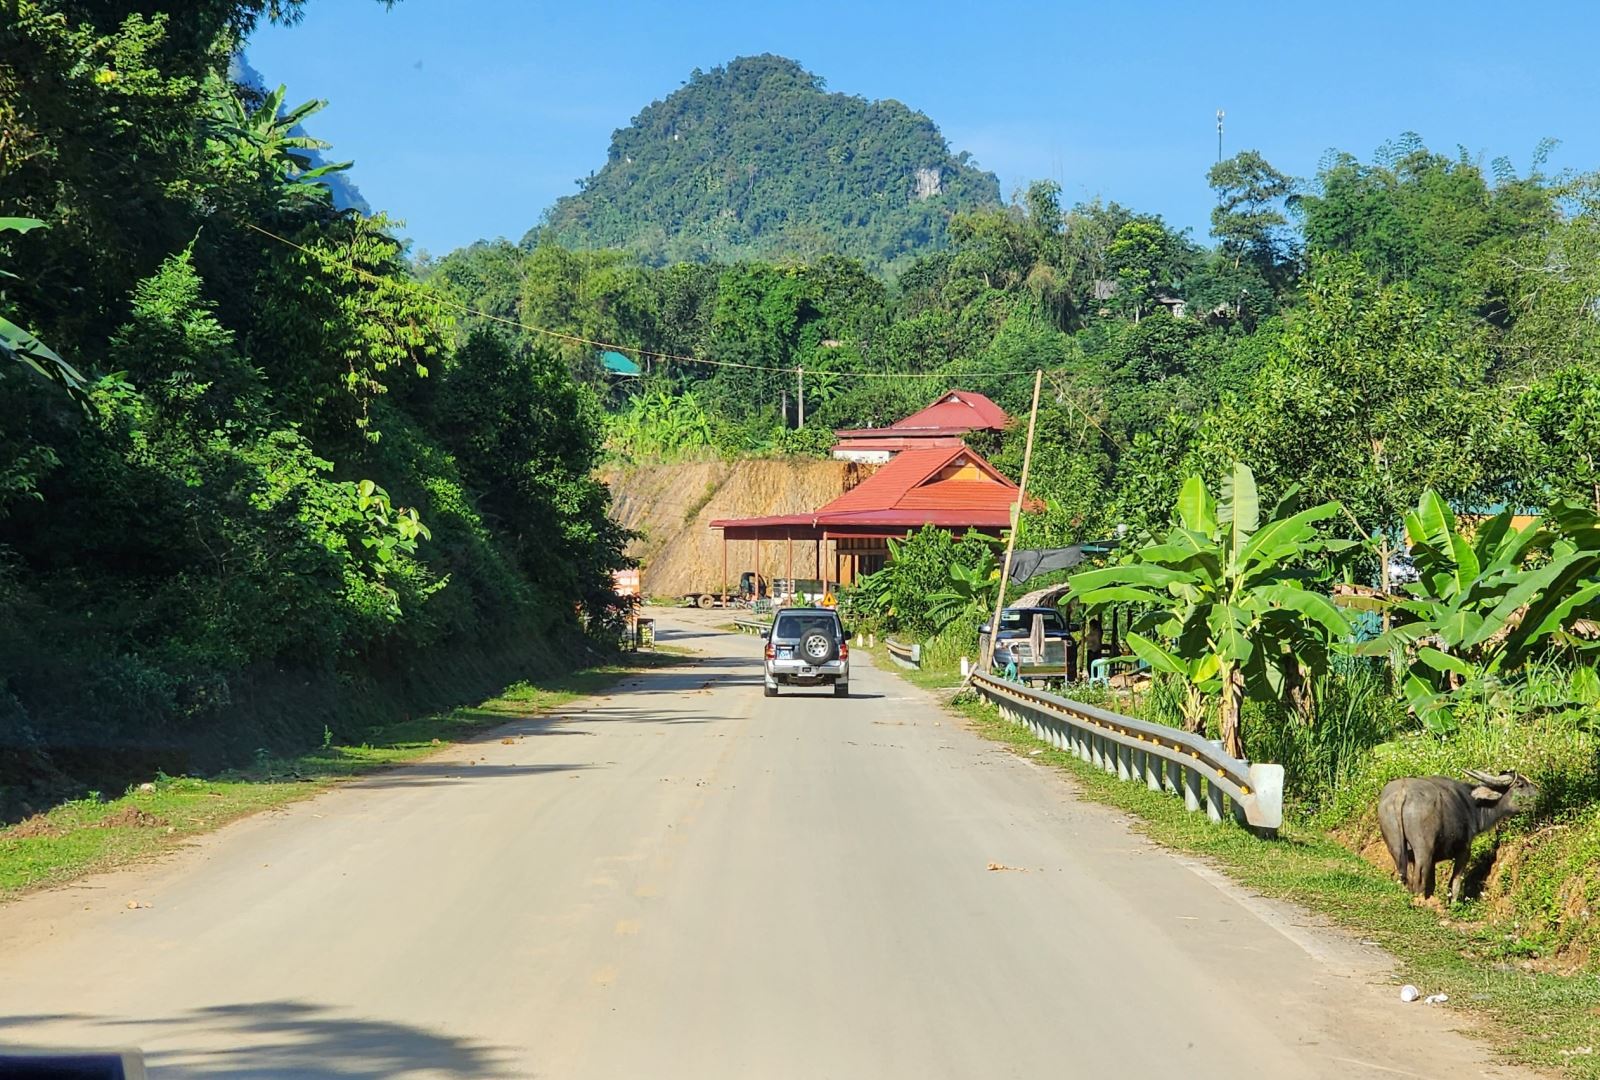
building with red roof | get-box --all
[711,434,1038,597]
[831,389,1010,463]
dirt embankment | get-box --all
[600,457,870,598]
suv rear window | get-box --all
[999,609,1066,632]
[773,613,841,641]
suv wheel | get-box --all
[833,682,849,698]
[764,683,778,698]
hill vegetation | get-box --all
[538,55,1001,272]
[0,0,628,818]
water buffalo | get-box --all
[1377,769,1538,903]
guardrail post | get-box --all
[1116,743,1131,781]
[1247,763,1284,835]
[911,643,921,667]
[1182,765,1202,812]
[1164,757,1182,795]
[1144,748,1163,791]
[1204,740,1227,823]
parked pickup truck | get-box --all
[683,572,767,610]
[986,606,1074,671]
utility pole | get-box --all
[1216,108,1225,164]
[981,369,1043,673]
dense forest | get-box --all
[538,55,1002,272]
[0,0,629,817]
[433,134,1600,552]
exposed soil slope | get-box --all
[602,457,871,597]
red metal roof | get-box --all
[713,444,1038,539]
[831,389,1010,440]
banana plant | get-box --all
[205,84,351,197]
[0,217,89,409]
[925,548,1000,633]
[1067,463,1353,758]
[1356,492,1600,732]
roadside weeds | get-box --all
[0,652,687,902]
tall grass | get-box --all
[1245,659,1408,811]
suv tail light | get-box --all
[838,641,849,660]
[764,641,776,660]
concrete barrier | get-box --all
[970,672,1282,836]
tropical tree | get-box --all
[1068,463,1353,758]
[0,218,88,407]
[1208,150,1295,276]
[205,83,352,200]
[1356,492,1600,731]
[925,547,1000,633]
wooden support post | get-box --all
[721,533,728,606]
[787,534,794,603]
[982,369,1044,671]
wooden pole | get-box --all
[982,370,1044,673]
[721,533,728,606]
[787,534,794,603]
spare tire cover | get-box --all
[800,629,838,663]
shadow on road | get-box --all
[1,1000,520,1079]
[352,762,596,788]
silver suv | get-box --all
[763,608,850,697]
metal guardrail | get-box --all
[970,672,1283,836]
[884,638,922,669]
[733,617,771,635]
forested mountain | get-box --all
[431,132,1598,552]
[538,55,1001,272]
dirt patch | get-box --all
[95,807,169,829]
[3,815,65,839]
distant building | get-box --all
[712,391,1035,589]
[830,389,1009,464]
[1152,294,1187,319]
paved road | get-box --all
[0,610,1533,1079]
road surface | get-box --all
[0,609,1534,1078]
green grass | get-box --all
[0,652,685,901]
[946,688,1600,1077]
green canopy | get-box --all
[600,349,641,376]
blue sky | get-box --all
[247,0,1600,258]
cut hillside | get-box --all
[602,457,872,597]
[538,54,1001,272]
